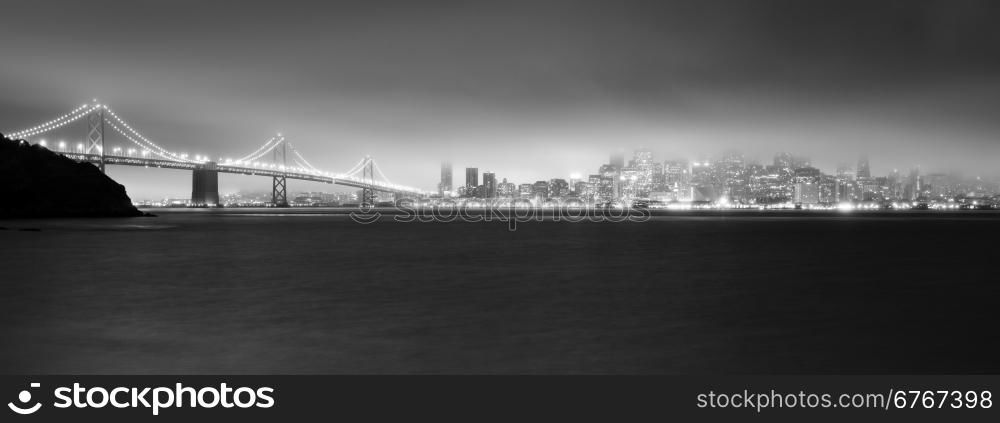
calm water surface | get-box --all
[2,209,998,374]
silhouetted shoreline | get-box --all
[0,134,144,218]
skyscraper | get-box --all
[465,167,478,193]
[439,162,452,196]
[856,155,871,179]
[483,172,497,198]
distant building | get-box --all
[598,164,621,201]
[794,182,820,204]
[439,162,452,196]
[569,174,583,192]
[465,167,478,196]
[664,160,691,197]
[483,172,497,198]
[533,181,550,201]
[574,181,593,200]
[498,178,516,198]
[518,183,534,199]
[548,178,569,199]
[794,167,821,182]
[856,155,871,179]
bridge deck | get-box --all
[62,153,422,195]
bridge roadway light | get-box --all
[58,141,66,150]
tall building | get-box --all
[598,163,622,201]
[518,183,534,199]
[532,181,550,201]
[664,160,690,196]
[465,167,478,194]
[794,182,820,204]
[629,148,659,198]
[856,155,871,179]
[548,178,569,198]
[483,172,497,198]
[574,181,593,199]
[498,178,517,198]
[439,162,452,196]
[569,173,582,191]
[718,151,747,202]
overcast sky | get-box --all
[1,0,999,198]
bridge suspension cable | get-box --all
[103,118,188,162]
[6,103,98,139]
[103,106,196,163]
[371,158,395,185]
[286,142,321,173]
[339,156,370,178]
[235,136,285,163]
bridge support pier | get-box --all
[191,162,219,207]
[272,176,288,207]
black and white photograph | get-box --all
[1,0,998,420]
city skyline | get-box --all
[172,145,995,208]
[438,148,996,207]
[9,123,1000,204]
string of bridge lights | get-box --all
[371,159,395,185]
[234,136,281,163]
[288,142,321,172]
[338,156,371,177]
[240,136,286,163]
[291,157,315,173]
[7,103,99,139]
[103,118,187,162]
[103,106,198,163]
[5,101,427,194]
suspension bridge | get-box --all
[4,100,427,206]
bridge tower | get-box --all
[271,137,288,207]
[361,156,375,208]
[86,104,105,172]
